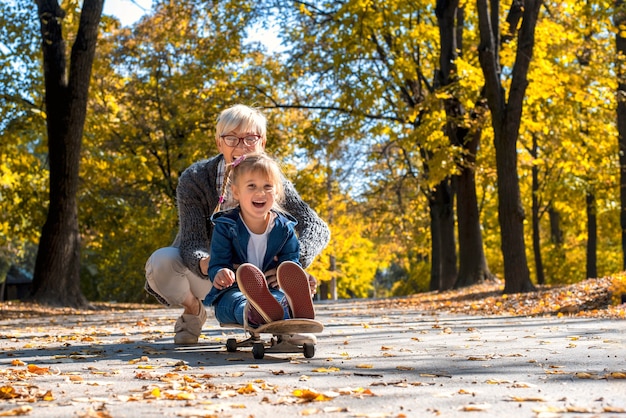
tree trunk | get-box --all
[428,189,442,291]
[476,0,538,293]
[586,192,597,279]
[456,128,493,287]
[548,206,562,245]
[440,179,457,290]
[615,0,626,270]
[436,0,492,289]
[31,0,104,307]
[428,180,457,291]
[531,134,545,285]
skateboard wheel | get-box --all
[252,342,265,359]
[226,338,238,352]
[303,343,315,358]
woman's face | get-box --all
[217,128,266,164]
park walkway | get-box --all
[1,298,625,417]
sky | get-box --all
[103,0,153,26]
[101,0,282,52]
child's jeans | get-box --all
[211,286,288,325]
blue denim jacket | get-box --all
[204,207,300,306]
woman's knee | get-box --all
[146,247,181,271]
[145,247,190,305]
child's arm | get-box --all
[208,222,236,281]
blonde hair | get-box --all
[214,153,285,214]
[215,104,267,141]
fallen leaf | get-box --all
[507,396,546,402]
[312,367,340,373]
[0,405,33,416]
[292,389,333,402]
[459,403,490,411]
[27,364,50,375]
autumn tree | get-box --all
[521,2,616,284]
[435,0,493,289]
[0,2,47,273]
[476,0,540,293]
[31,0,104,307]
[267,1,472,292]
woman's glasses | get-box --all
[220,134,261,147]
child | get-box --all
[205,153,315,327]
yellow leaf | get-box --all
[312,367,340,373]
[27,364,50,375]
[460,403,490,411]
[508,396,546,402]
[574,372,598,379]
[237,383,258,394]
[42,390,54,401]
[0,405,33,416]
[0,386,19,400]
[292,389,333,402]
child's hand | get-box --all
[214,268,235,290]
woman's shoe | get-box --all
[174,301,207,344]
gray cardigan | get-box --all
[173,154,330,279]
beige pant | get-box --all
[144,247,213,307]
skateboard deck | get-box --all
[221,319,324,359]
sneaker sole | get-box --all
[277,261,315,319]
[237,263,284,323]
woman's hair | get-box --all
[215,104,267,141]
[214,153,285,214]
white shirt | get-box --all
[243,212,276,269]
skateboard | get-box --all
[222,319,324,359]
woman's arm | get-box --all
[281,180,330,268]
[175,158,220,278]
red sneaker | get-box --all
[237,263,284,324]
[277,261,315,319]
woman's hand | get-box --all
[307,273,318,296]
[199,256,210,276]
[213,268,235,290]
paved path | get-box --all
[1,299,625,417]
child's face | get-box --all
[232,169,276,224]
